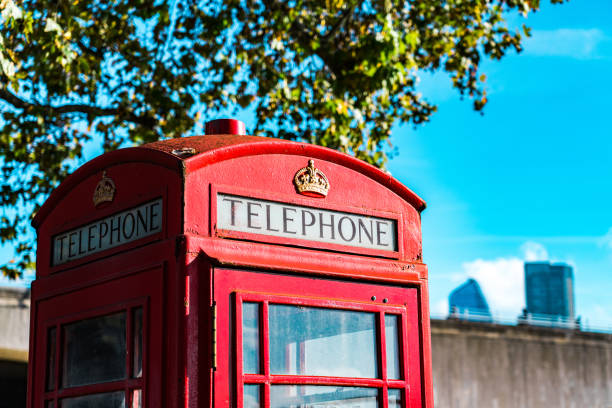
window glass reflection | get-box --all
[61,391,125,408]
[62,312,126,388]
[132,389,142,408]
[243,303,260,374]
[269,305,378,378]
[244,384,261,408]
[385,315,401,380]
[270,386,378,408]
[133,308,143,378]
[388,389,402,408]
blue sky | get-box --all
[386,0,612,327]
[2,0,611,328]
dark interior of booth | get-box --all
[0,360,27,408]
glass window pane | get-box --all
[388,389,402,408]
[132,389,142,408]
[133,308,143,378]
[46,400,55,408]
[244,384,261,408]
[269,305,378,378]
[271,386,378,408]
[62,312,126,388]
[242,303,260,374]
[385,315,401,380]
[61,391,125,408]
[46,327,57,391]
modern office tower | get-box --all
[448,278,492,321]
[524,262,575,318]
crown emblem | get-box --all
[293,160,330,198]
[93,171,116,206]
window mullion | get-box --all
[126,307,133,407]
[236,298,244,408]
[379,312,389,408]
[262,301,270,408]
[379,312,388,382]
[54,325,60,407]
[401,310,410,407]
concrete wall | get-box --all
[431,319,612,408]
[0,288,30,408]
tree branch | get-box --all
[320,4,356,42]
[0,87,156,128]
[76,39,105,59]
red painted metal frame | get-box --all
[214,268,422,408]
[210,184,403,259]
[235,292,408,408]
[186,234,425,284]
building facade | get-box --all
[448,278,492,321]
[524,262,575,318]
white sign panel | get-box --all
[217,194,397,252]
[53,198,163,266]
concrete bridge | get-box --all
[431,319,612,408]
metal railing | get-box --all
[431,309,612,334]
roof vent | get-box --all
[205,119,246,135]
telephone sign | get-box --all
[216,193,397,252]
[52,198,163,265]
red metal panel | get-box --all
[184,253,214,408]
[185,234,426,284]
[417,279,434,408]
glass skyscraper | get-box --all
[448,278,492,321]
[524,262,575,319]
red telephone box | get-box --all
[28,119,433,408]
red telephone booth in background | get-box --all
[28,119,433,408]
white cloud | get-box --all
[523,28,608,59]
[599,227,612,250]
[461,257,525,317]
[450,241,554,317]
[598,227,612,263]
[520,241,548,261]
[589,305,612,323]
[432,299,449,317]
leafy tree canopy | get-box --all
[0,0,564,278]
